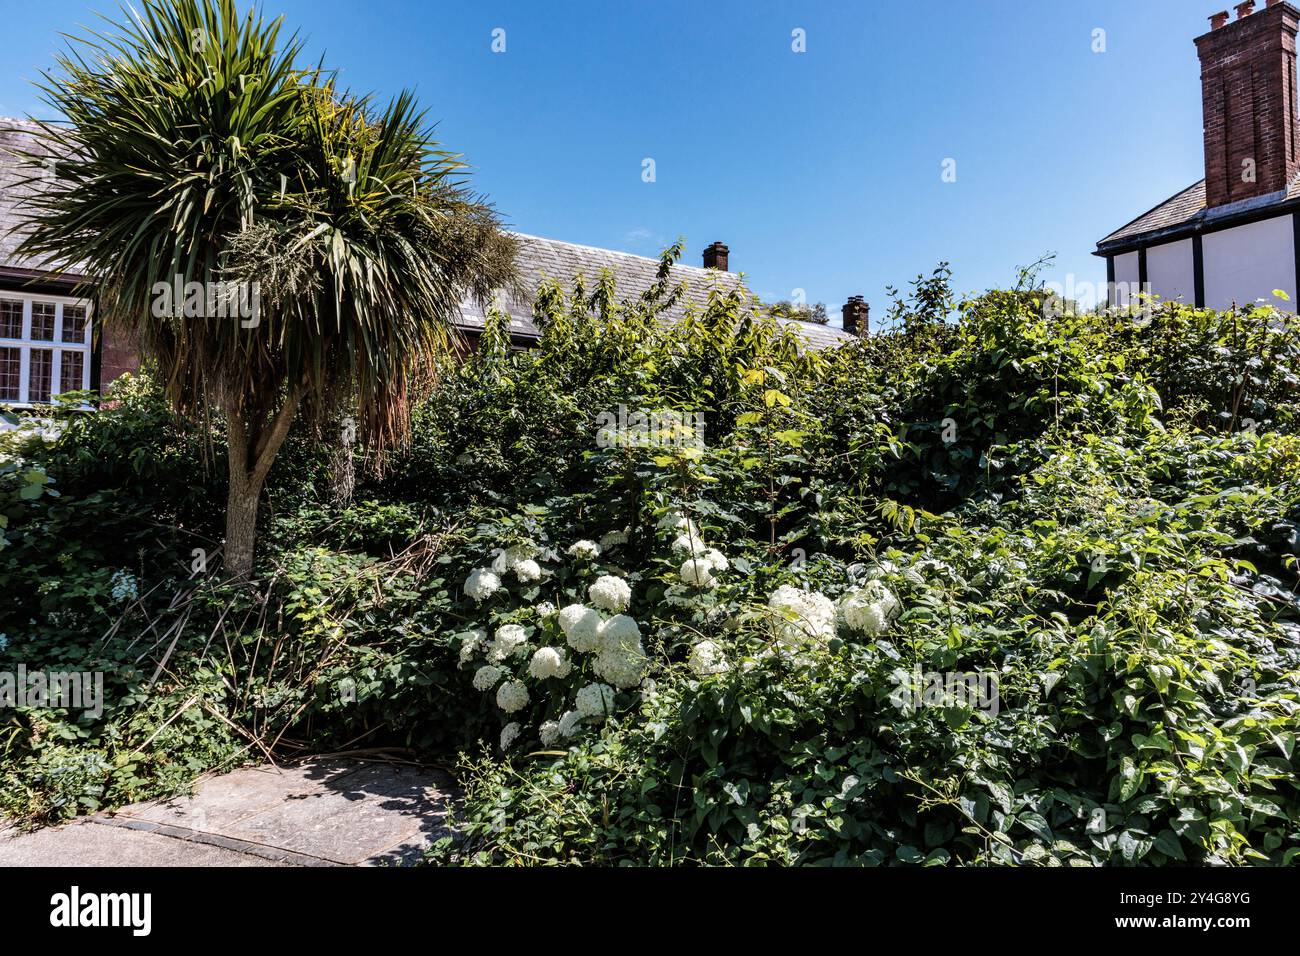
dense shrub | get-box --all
[3,249,1298,865]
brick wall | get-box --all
[97,323,139,391]
[1197,1,1300,209]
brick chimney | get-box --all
[841,295,869,335]
[1196,0,1300,210]
[702,242,729,271]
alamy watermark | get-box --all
[50,886,151,936]
[888,666,1000,717]
[0,665,104,718]
[595,405,705,450]
[1042,275,1154,318]
[151,274,261,328]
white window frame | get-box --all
[0,290,94,407]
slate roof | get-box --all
[0,117,74,275]
[1096,174,1300,253]
[0,117,854,349]
[457,232,855,350]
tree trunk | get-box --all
[328,423,356,509]
[221,390,303,581]
[224,469,262,581]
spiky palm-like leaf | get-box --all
[13,0,517,576]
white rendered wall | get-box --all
[1112,251,1140,306]
[1203,214,1296,310]
[1145,238,1196,306]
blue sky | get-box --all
[0,0,1215,321]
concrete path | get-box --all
[0,758,457,867]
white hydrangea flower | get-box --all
[597,613,641,648]
[457,628,487,665]
[534,601,557,619]
[593,615,648,688]
[599,530,628,549]
[679,558,717,589]
[558,603,603,652]
[464,568,502,602]
[839,581,900,636]
[870,580,900,617]
[688,640,729,676]
[539,720,561,746]
[558,709,583,738]
[845,600,888,635]
[567,539,602,560]
[768,585,837,646]
[576,682,616,717]
[672,533,704,554]
[499,722,521,751]
[513,559,542,583]
[472,664,504,691]
[491,544,536,576]
[488,623,529,661]
[589,574,632,613]
[496,679,530,713]
[528,646,572,679]
[594,651,647,689]
[700,548,729,571]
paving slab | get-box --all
[0,819,286,867]
[113,760,369,832]
[0,758,458,868]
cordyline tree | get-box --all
[15,0,517,578]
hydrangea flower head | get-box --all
[839,581,900,636]
[457,628,487,665]
[700,549,729,571]
[499,722,521,751]
[599,530,628,549]
[495,680,530,713]
[688,639,729,676]
[464,568,502,602]
[528,645,572,679]
[672,534,704,554]
[768,585,837,646]
[473,664,504,691]
[576,682,616,717]
[513,559,542,583]
[593,615,648,688]
[539,720,561,746]
[488,623,529,661]
[491,544,537,575]
[567,540,602,560]
[680,558,717,589]
[589,574,632,614]
[558,603,602,652]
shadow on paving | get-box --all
[0,758,460,867]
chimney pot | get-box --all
[702,241,729,271]
[841,295,870,336]
[1235,1,1256,19]
[1210,9,1230,28]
